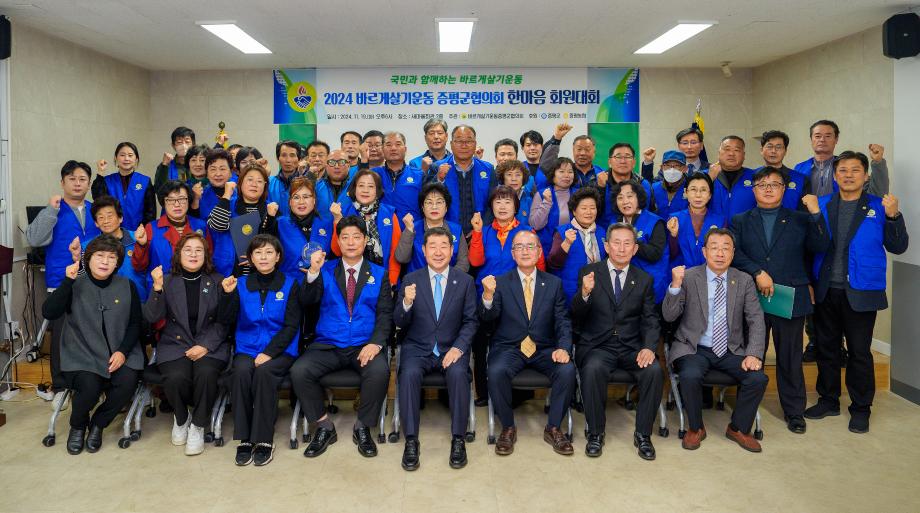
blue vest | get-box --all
[235,275,299,358]
[314,260,386,348]
[552,224,606,301]
[267,174,293,218]
[276,215,333,281]
[603,178,652,227]
[45,201,101,289]
[710,168,756,219]
[103,172,150,230]
[630,210,670,303]
[167,160,182,181]
[147,216,208,289]
[516,185,535,225]
[344,202,397,267]
[795,157,839,194]
[208,197,239,277]
[407,220,462,273]
[650,181,688,219]
[315,171,357,222]
[409,150,452,171]
[372,164,423,221]
[535,186,567,256]
[813,194,887,291]
[670,209,726,269]
[534,167,549,190]
[198,182,237,221]
[81,231,147,301]
[476,223,532,294]
[438,156,494,226]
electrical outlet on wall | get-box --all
[2,320,19,341]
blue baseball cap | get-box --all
[662,150,687,165]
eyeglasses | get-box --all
[512,243,539,252]
[424,199,446,207]
[291,194,314,202]
[763,144,786,151]
[610,155,635,161]
[754,182,784,191]
[453,139,476,146]
[164,197,189,206]
[686,187,710,195]
[181,248,205,256]
[327,159,349,166]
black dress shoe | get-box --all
[585,433,605,458]
[848,412,870,434]
[474,398,488,408]
[449,436,467,469]
[303,427,337,458]
[252,442,275,466]
[66,427,86,455]
[353,426,378,457]
[785,415,807,434]
[235,442,254,466]
[802,342,817,363]
[402,438,420,471]
[633,433,656,461]
[804,402,840,420]
[85,425,103,453]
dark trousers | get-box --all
[158,356,224,427]
[231,353,293,443]
[290,344,389,428]
[764,314,806,417]
[487,347,575,429]
[675,347,768,432]
[398,352,471,437]
[63,366,139,430]
[814,288,877,413]
[472,322,494,400]
[576,346,663,436]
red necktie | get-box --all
[346,268,357,315]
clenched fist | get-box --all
[222,181,237,200]
[563,228,577,246]
[542,188,553,204]
[266,202,279,217]
[596,171,609,188]
[402,213,414,229]
[666,217,679,238]
[481,274,497,300]
[581,271,595,297]
[470,212,483,232]
[707,162,722,180]
[221,276,238,293]
[403,283,417,306]
[882,194,899,218]
[69,237,81,263]
[162,152,174,166]
[329,202,343,220]
[65,261,79,280]
[671,265,686,288]
[554,123,573,140]
[49,195,62,209]
[192,182,204,200]
[642,147,656,164]
[151,265,164,292]
[308,250,326,274]
[437,163,451,181]
[421,156,433,172]
[800,194,819,214]
[475,146,484,160]
[134,224,148,246]
[97,159,108,174]
[868,144,884,163]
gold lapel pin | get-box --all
[630,280,635,285]
[114,299,119,304]
[731,280,736,285]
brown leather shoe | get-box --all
[495,426,517,456]
[543,426,574,456]
[725,425,762,452]
[681,427,707,450]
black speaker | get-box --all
[883,13,920,59]
[0,16,9,60]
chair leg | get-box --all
[42,389,70,447]
[624,384,636,410]
[565,406,573,442]
[289,400,301,449]
[325,389,338,414]
[213,394,228,446]
[754,409,764,440]
[668,372,686,438]
[377,393,387,443]
[487,396,496,444]
[657,401,669,437]
[388,379,401,443]
[465,382,476,442]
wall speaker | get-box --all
[883,13,920,59]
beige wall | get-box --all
[10,25,151,254]
[752,26,895,343]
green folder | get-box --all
[759,284,794,319]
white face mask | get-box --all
[175,143,190,157]
[663,168,683,183]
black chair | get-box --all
[486,368,574,444]
[387,346,476,443]
[577,368,670,439]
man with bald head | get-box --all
[315,149,356,221]
[427,125,494,237]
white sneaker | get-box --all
[171,415,191,446]
[185,424,205,456]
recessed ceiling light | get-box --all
[634,23,715,54]
[437,19,476,53]
[197,22,271,54]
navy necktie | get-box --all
[613,269,623,304]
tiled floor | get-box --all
[0,391,918,513]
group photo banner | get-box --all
[273,67,640,169]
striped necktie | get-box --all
[711,276,728,357]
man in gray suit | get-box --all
[663,228,768,452]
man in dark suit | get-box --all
[572,222,662,460]
[663,228,768,453]
[730,166,830,434]
[480,230,575,456]
[292,216,394,458]
[805,151,908,434]
[394,227,478,471]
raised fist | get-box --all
[162,152,174,166]
[69,237,81,263]
[642,147,656,164]
[403,283,417,305]
[596,171,609,188]
[666,217,679,238]
[49,195,62,209]
[329,202,343,220]
[402,213,414,229]
[554,123,573,140]
[671,265,686,288]
[581,271,595,297]
[192,182,204,200]
[564,228,577,245]
[800,194,819,214]
[266,202,279,217]
[470,212,483,232]
[542,188,553,203]
[481,275,497,299]
[134,224,148,246]
[437,163,451,181]
[421,156,433,172]
[222,181,237,200]
[65,261,79,280]
[151,265,164,292]
[868,144,884,163]
[882,194,900,218]
[97,159,108,174]
[309,250,326,274]
[475,146,484,159]
[221,276,238,293]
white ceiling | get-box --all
[0,0,907,70]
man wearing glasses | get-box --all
[315,149,357,222]
[729,167,829,434]
[756,130,810,210]
[427,125,494,237]
[479,231,576,457]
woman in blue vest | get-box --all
[131,180,211,293]
[496,159,535,226]
[277,177,332,281]
[91,142,155,232]
[666,173,726,269]
[394,182,468,273]
[144,232,227,456]
[71,195,148,301]
[649,150,690,219]
[530,157,578,257]
[191,149,236,221]
[207,163,279,277]
[330,169,402,285]
[219,234,305,467]
[547,187,605,301]
[42,235,144,455]
[608,179,669,303]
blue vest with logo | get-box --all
[198,180,238,222]
[208,197,238,277]
[315,171,357,222]
[147,216,208,289]
[314,260,386,348]
[103,172,150,230]
[651,181,688,219]
[516,185,535,225]
[344,202,397,267]
[276,215,333,281]
[476,223,532,294]
[631,210,670,303]
[372,164,423,221]
[438,156,494,226]
[45,201,101,289]
[813,194,887,291]
[710,167,756,219]
[407,219,462,273]
[671,209,726,269]
[552,224,606,301]
[235,275,299,358]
